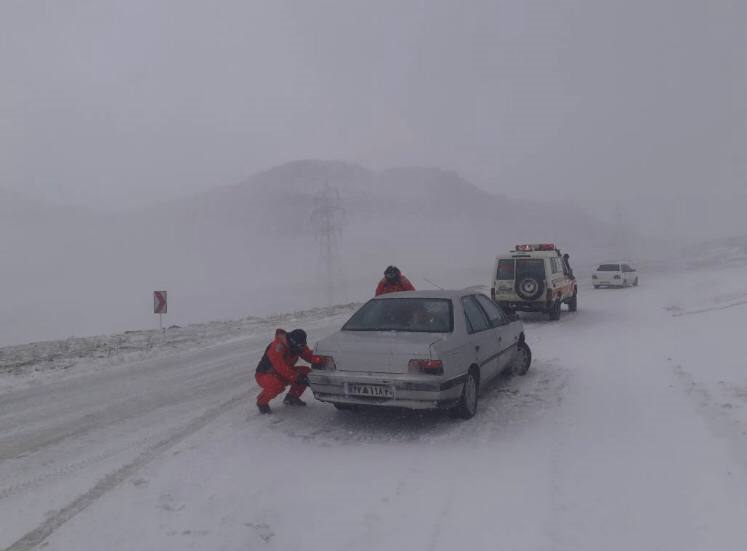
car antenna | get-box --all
[422,277,444,290]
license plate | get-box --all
[346,383,395,399]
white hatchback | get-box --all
[592,263,638,288]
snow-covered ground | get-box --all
[1,264,747,550]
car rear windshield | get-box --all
[496,259,515,280]
[597,264,621,271]
[516,259,545,280]
[342,298,453,333]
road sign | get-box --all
[154,291,167,314]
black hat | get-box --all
[384,265,401,282]
[288,329,307,351]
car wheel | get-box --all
[512,341,532,376]
[568,290,578,312]
[451,369,479,419]
[548,300,561,321]
[515,277,545,301]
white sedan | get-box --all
[592,262,639,288]
[308,290,531,419]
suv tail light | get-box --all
[311,354,336,370]
[408,359,444,375]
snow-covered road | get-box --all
[2,266,747,550]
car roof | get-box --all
[372,290,479,300]
[496,251,558,259]
[596,261,633,265]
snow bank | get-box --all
[0,303,361,382]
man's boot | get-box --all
[283,394,307,406]
[257,403,272,414]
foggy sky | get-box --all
[1,0,745,209]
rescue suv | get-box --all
[491,243,578,321]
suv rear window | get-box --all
[516,259,545,280]
[496,259,515,280]
[597,264,620,271]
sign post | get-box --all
[153,291,167,332]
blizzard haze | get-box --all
[2,1,746,208]
[4,3,747,550]
[1,0,747,344]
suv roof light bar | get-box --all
[514,243,556,252]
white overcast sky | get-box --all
[1,0,745,209]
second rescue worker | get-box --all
[375,265,415,296]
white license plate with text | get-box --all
[346,383,395,399]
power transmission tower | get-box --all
[614,202,630,260]
[310,184,346,306]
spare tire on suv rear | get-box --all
[515,277,545,301]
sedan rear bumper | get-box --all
[308,371,466,410]
[593,281,624,287]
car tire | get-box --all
[512,341,532,376]
[548,300,561,321]
[568,290,578,312]
[451,369,479,420]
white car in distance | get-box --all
[592,263,638,288]
[308,290,532,419]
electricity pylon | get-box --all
[614,202,631,260]
[311,184,346,306]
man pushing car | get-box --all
[255,328,315,414]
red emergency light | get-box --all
[514,243,556,252]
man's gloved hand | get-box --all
[295,373,310,386]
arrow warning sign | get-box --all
[153,291,168,314]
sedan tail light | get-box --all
[408,359,444,375]
[311,354,336,370]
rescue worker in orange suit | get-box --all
[255,328,314,414]
[375,265,415,296]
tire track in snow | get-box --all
[0,434,157,502]
[426,486,455,551]
[3,391,248,551]
[671,363,747,474]
[0,347,256,461]
[670,299,747,317]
